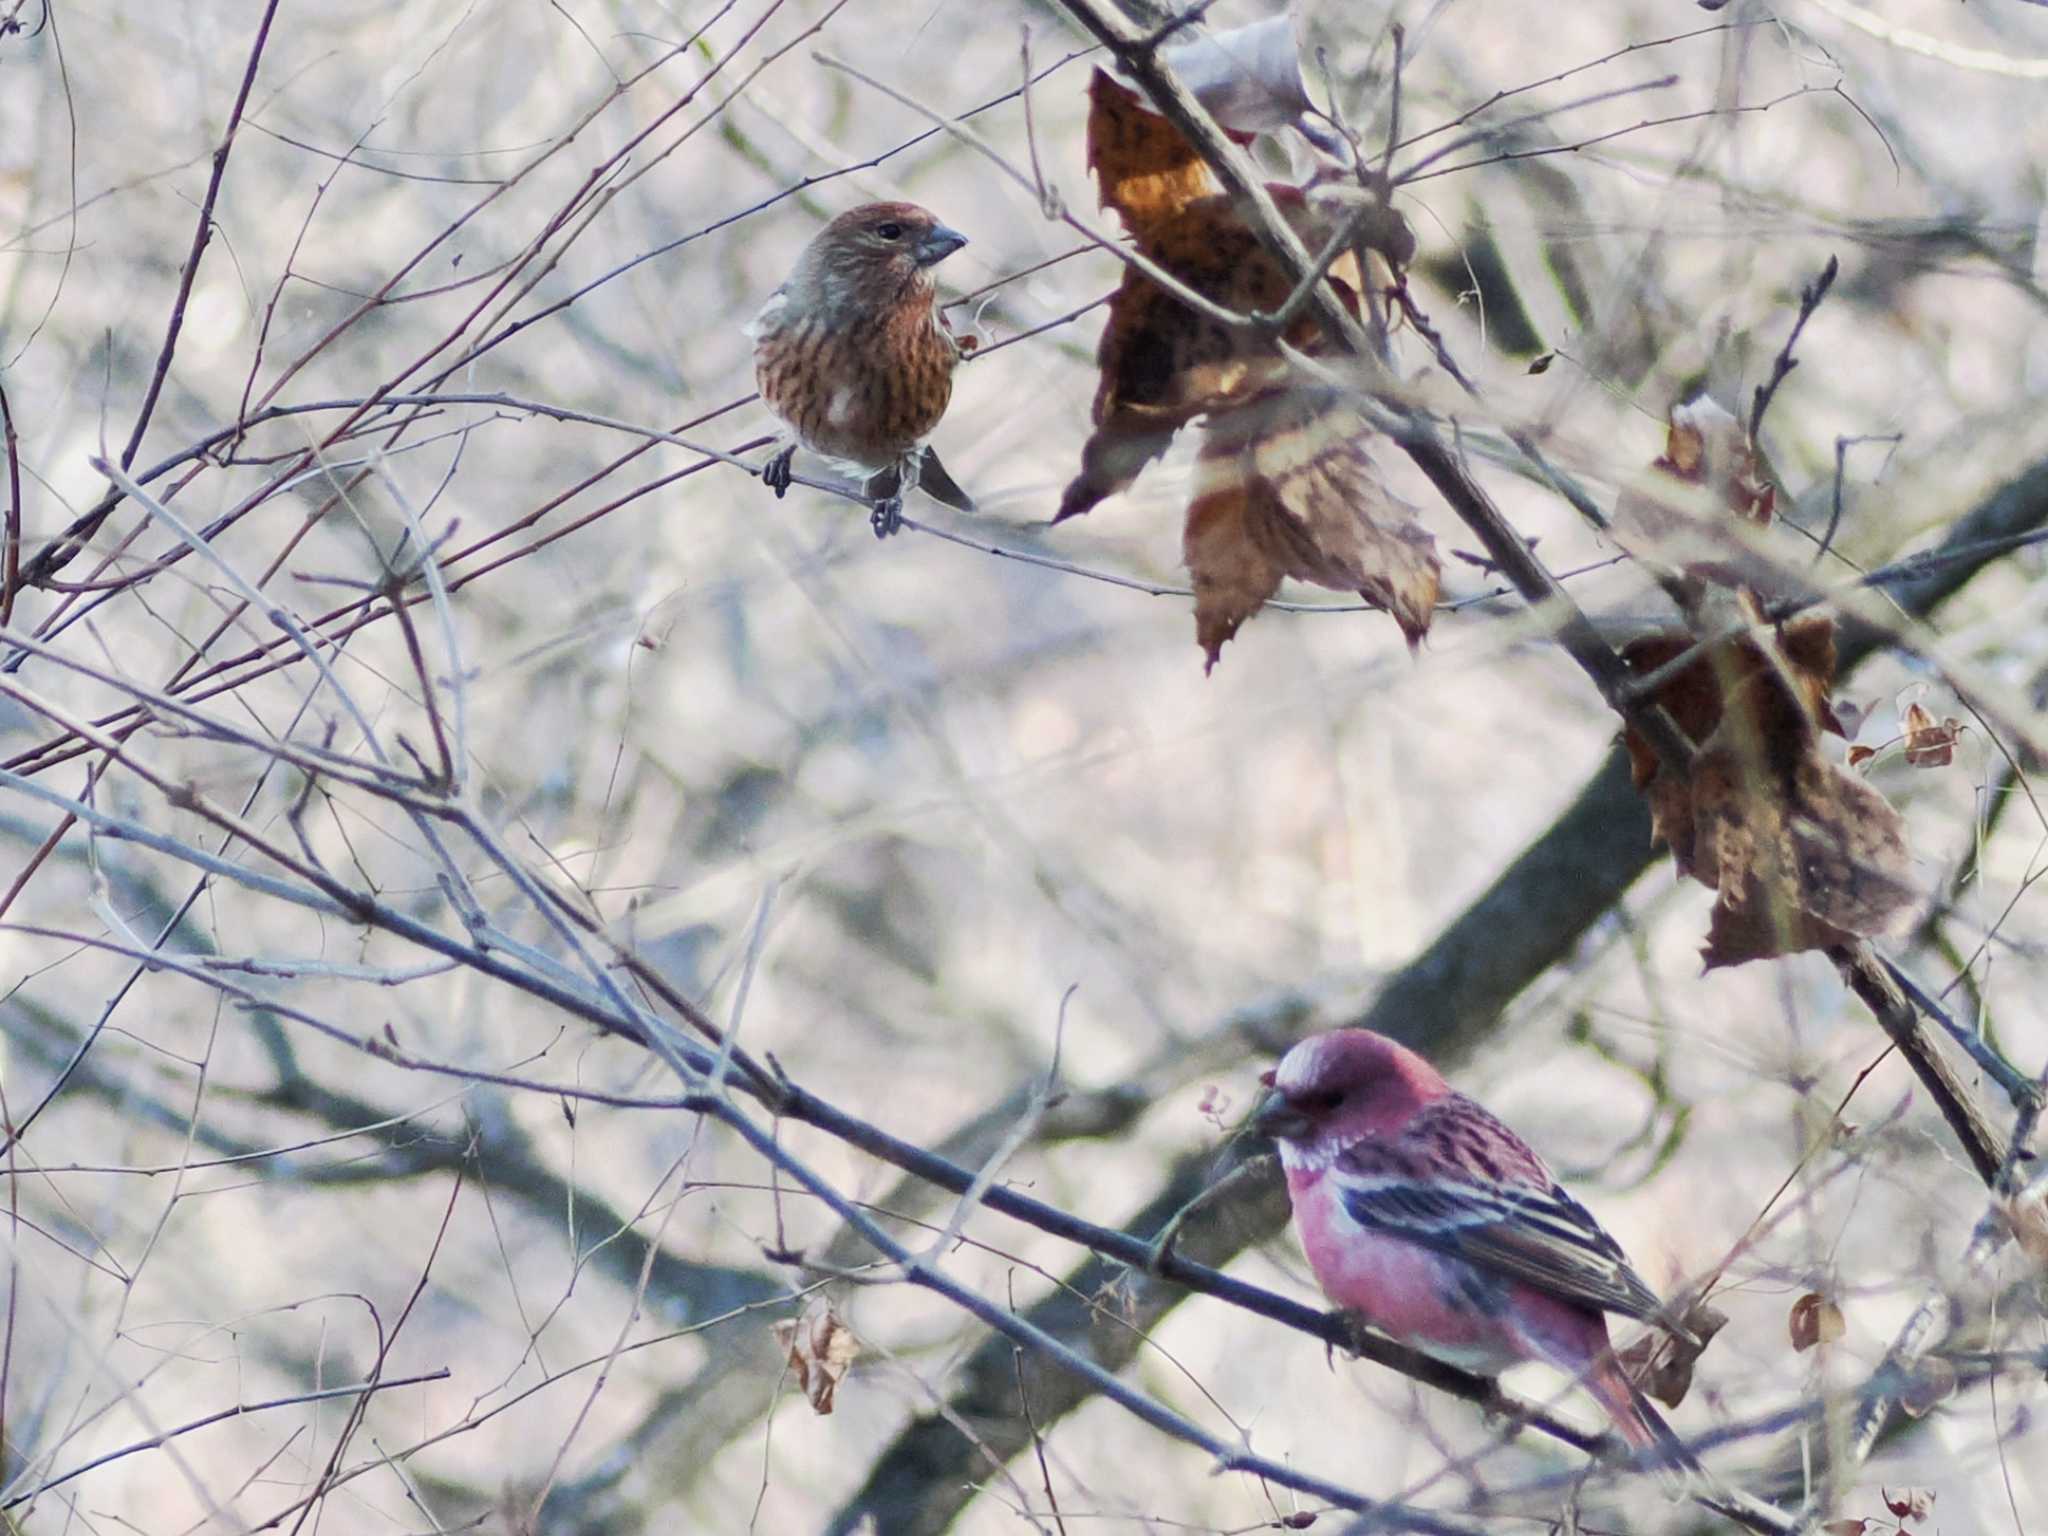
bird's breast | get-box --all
[753,301,958,470]
[1287,1166,1519,1373]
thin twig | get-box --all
[1019,26,1062,218]
[1748,254,1840,443]
[814,51,1255,337]
[23,0,284,585]
[1380,24,1403,179]
[0,744,1643,1469]
[1393,73,1681,182]
[1391,20,1757,155]
[1008,1274,1071,1536]
[0,376,19,625]
[1814,431,1902,569]
[8,1372,449,1504]
[712,1101,1486,1536]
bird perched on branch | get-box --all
[1254,1028,1699,1468]
[748,201,975,538]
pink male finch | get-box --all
[1254,1028,1696,1464]
[749,201,975,538]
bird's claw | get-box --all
[1331,1307,1375,1359]
[1140,1226,1180,1276]
[870,496,904,539]
[763,446,795,498]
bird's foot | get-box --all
[1330,1307,1377,1361]
[861,464,908,538]
[1140,1215,1187,1276]
[762,445,795,498]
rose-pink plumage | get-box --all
[748,201,973,536]
[1254,1028,1692,1460]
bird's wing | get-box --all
[743,285,789,341]
[1331,1111,1668,1323]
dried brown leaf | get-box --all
[1789,1291,1845,1352]
[1185,391,1438,669]
[1898,1359,1957,1419]
[1621,606,1909,967]
[1901,701,1960,768]
[1620,611,1846,871]
[1057,179,1368,523]
[773,1303,861,1415]
[1621,613,1842,765]
[1063,71,1425,666]
[1884,1487,1935,1521]
[1693,724,1913,968]
[2005,1179,2048,1268]
[1612,395,1784,591]
[1617,1299,1729,1408]
[1086,70,1220,238]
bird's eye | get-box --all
[1296,1090,1344,1114]
[875,222,904,241]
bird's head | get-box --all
[792,201,969,318]
[1251,1029,1450,1156]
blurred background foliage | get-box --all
[2,0,2047,1531]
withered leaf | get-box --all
[1616,1298,1728,1408]
[1612,395,1783,592]
[1186,389,1438,669]
[1087,71,1226,238]
[1621,606,1911,968]
[1898,1360,1957,1420]
[2004,1180,2048,1268]
[1884,1487,1935,1521]
[1661,397,1771,516]
[773,1303,860,1415]
[1620,610,1844,865]
[1692,720,1913,969]
[1062,71,1428,667]
[1058,175,1368,523]
[1847,743,1876,769]
[1150,15,1344,154]
[1901,702,1960,768]
[1788,1291,1845,1352]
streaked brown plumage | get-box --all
[748,201,974,537]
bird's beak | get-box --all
[914,223,969,267]
[1250,1090,1312,1145]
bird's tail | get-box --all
[1604,1369,1793,1526]
[1581,1361,1700,1492]
[1620,1378,1706,1490]
[915,445,976,513]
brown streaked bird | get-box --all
[748,201,975,538]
